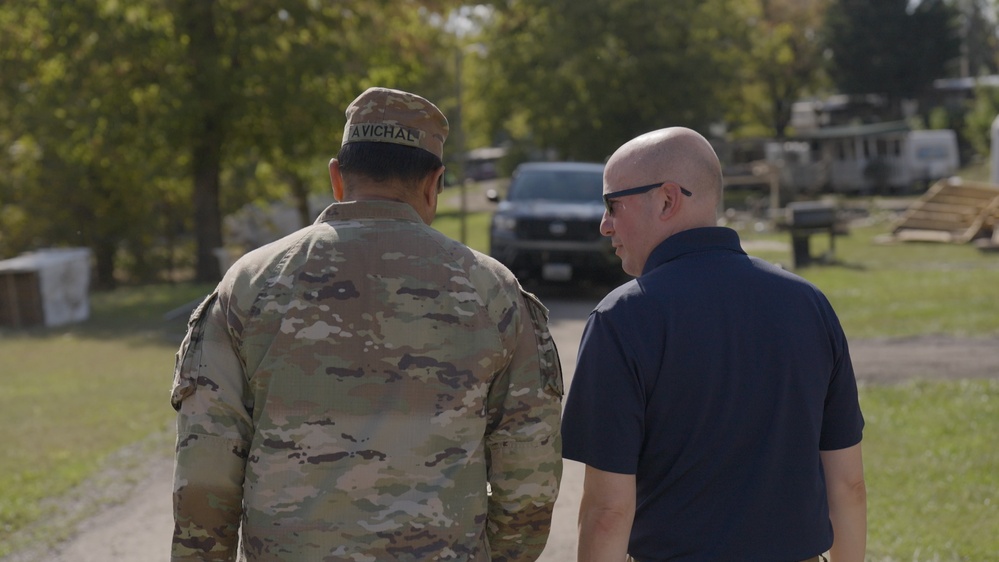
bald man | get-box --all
[561,128,866,562]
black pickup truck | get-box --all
[488,161,623,284]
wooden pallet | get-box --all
[975,210,999,252]
[891,178,999,243]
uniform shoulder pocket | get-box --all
[521,289,564,399]
[171,291,219,411]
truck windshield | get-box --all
[507,170,604,202]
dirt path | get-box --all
[850,334,999,384]
[4,318,996,561]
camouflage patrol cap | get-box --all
[341,87,449,160]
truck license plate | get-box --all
[542,263,572,281]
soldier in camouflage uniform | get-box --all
[171,87,563,561]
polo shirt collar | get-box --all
[642,227,746,276]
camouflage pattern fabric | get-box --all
[342,87,449,159]
[171,200,563,561]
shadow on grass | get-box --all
[791,257,869,272]
[0,276,615,346]
[0,283,216,345]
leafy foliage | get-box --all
[963,84,999,159]
[962,0,999,77]
[472,0,749,162]
[734,0,829,138]
[0,2,178,285]
[0,0,458,285]
[822,0,962,111]
[1,0,996,285]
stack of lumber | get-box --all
[891,178,999,244]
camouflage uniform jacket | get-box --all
[171,200,563,561]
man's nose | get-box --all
[599,213,613,237]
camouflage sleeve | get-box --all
[485,289,564,561]
[170,291,252,562]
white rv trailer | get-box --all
[765,122,959,193]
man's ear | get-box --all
[424,166,446,207]
[329,158,345,202]
[658,182,684,221]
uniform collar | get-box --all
[642,227,746,276]
[314,200,424,225]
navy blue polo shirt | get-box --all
[562,227,864,561]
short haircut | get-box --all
[337,142,443,185]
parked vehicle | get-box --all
[488,162,622,283]
[906,129,959,184]
[763,122,959,193]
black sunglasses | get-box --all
[603,181,692,215]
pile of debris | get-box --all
[890,178,999,251]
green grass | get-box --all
[432,206,492,253]
[1,194,997,559]
[0,283,213,555]
[738,223,999,338]
[861,379,999,561]
[434,193,999,338]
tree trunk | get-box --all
[92,237,117,290]
[178,0,224,283]
[192,124,223,282]
[286,171,313,228]
[772,96,790,139]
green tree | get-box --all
[0,0,458,285]
[958,0,999,77]
[735,0,829,138]
[472,0,749,162]
[963,84,999,157]
[170,0,455,281]
[823,0,962,117]
[0,1,182,287]
[222,1,453,229]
